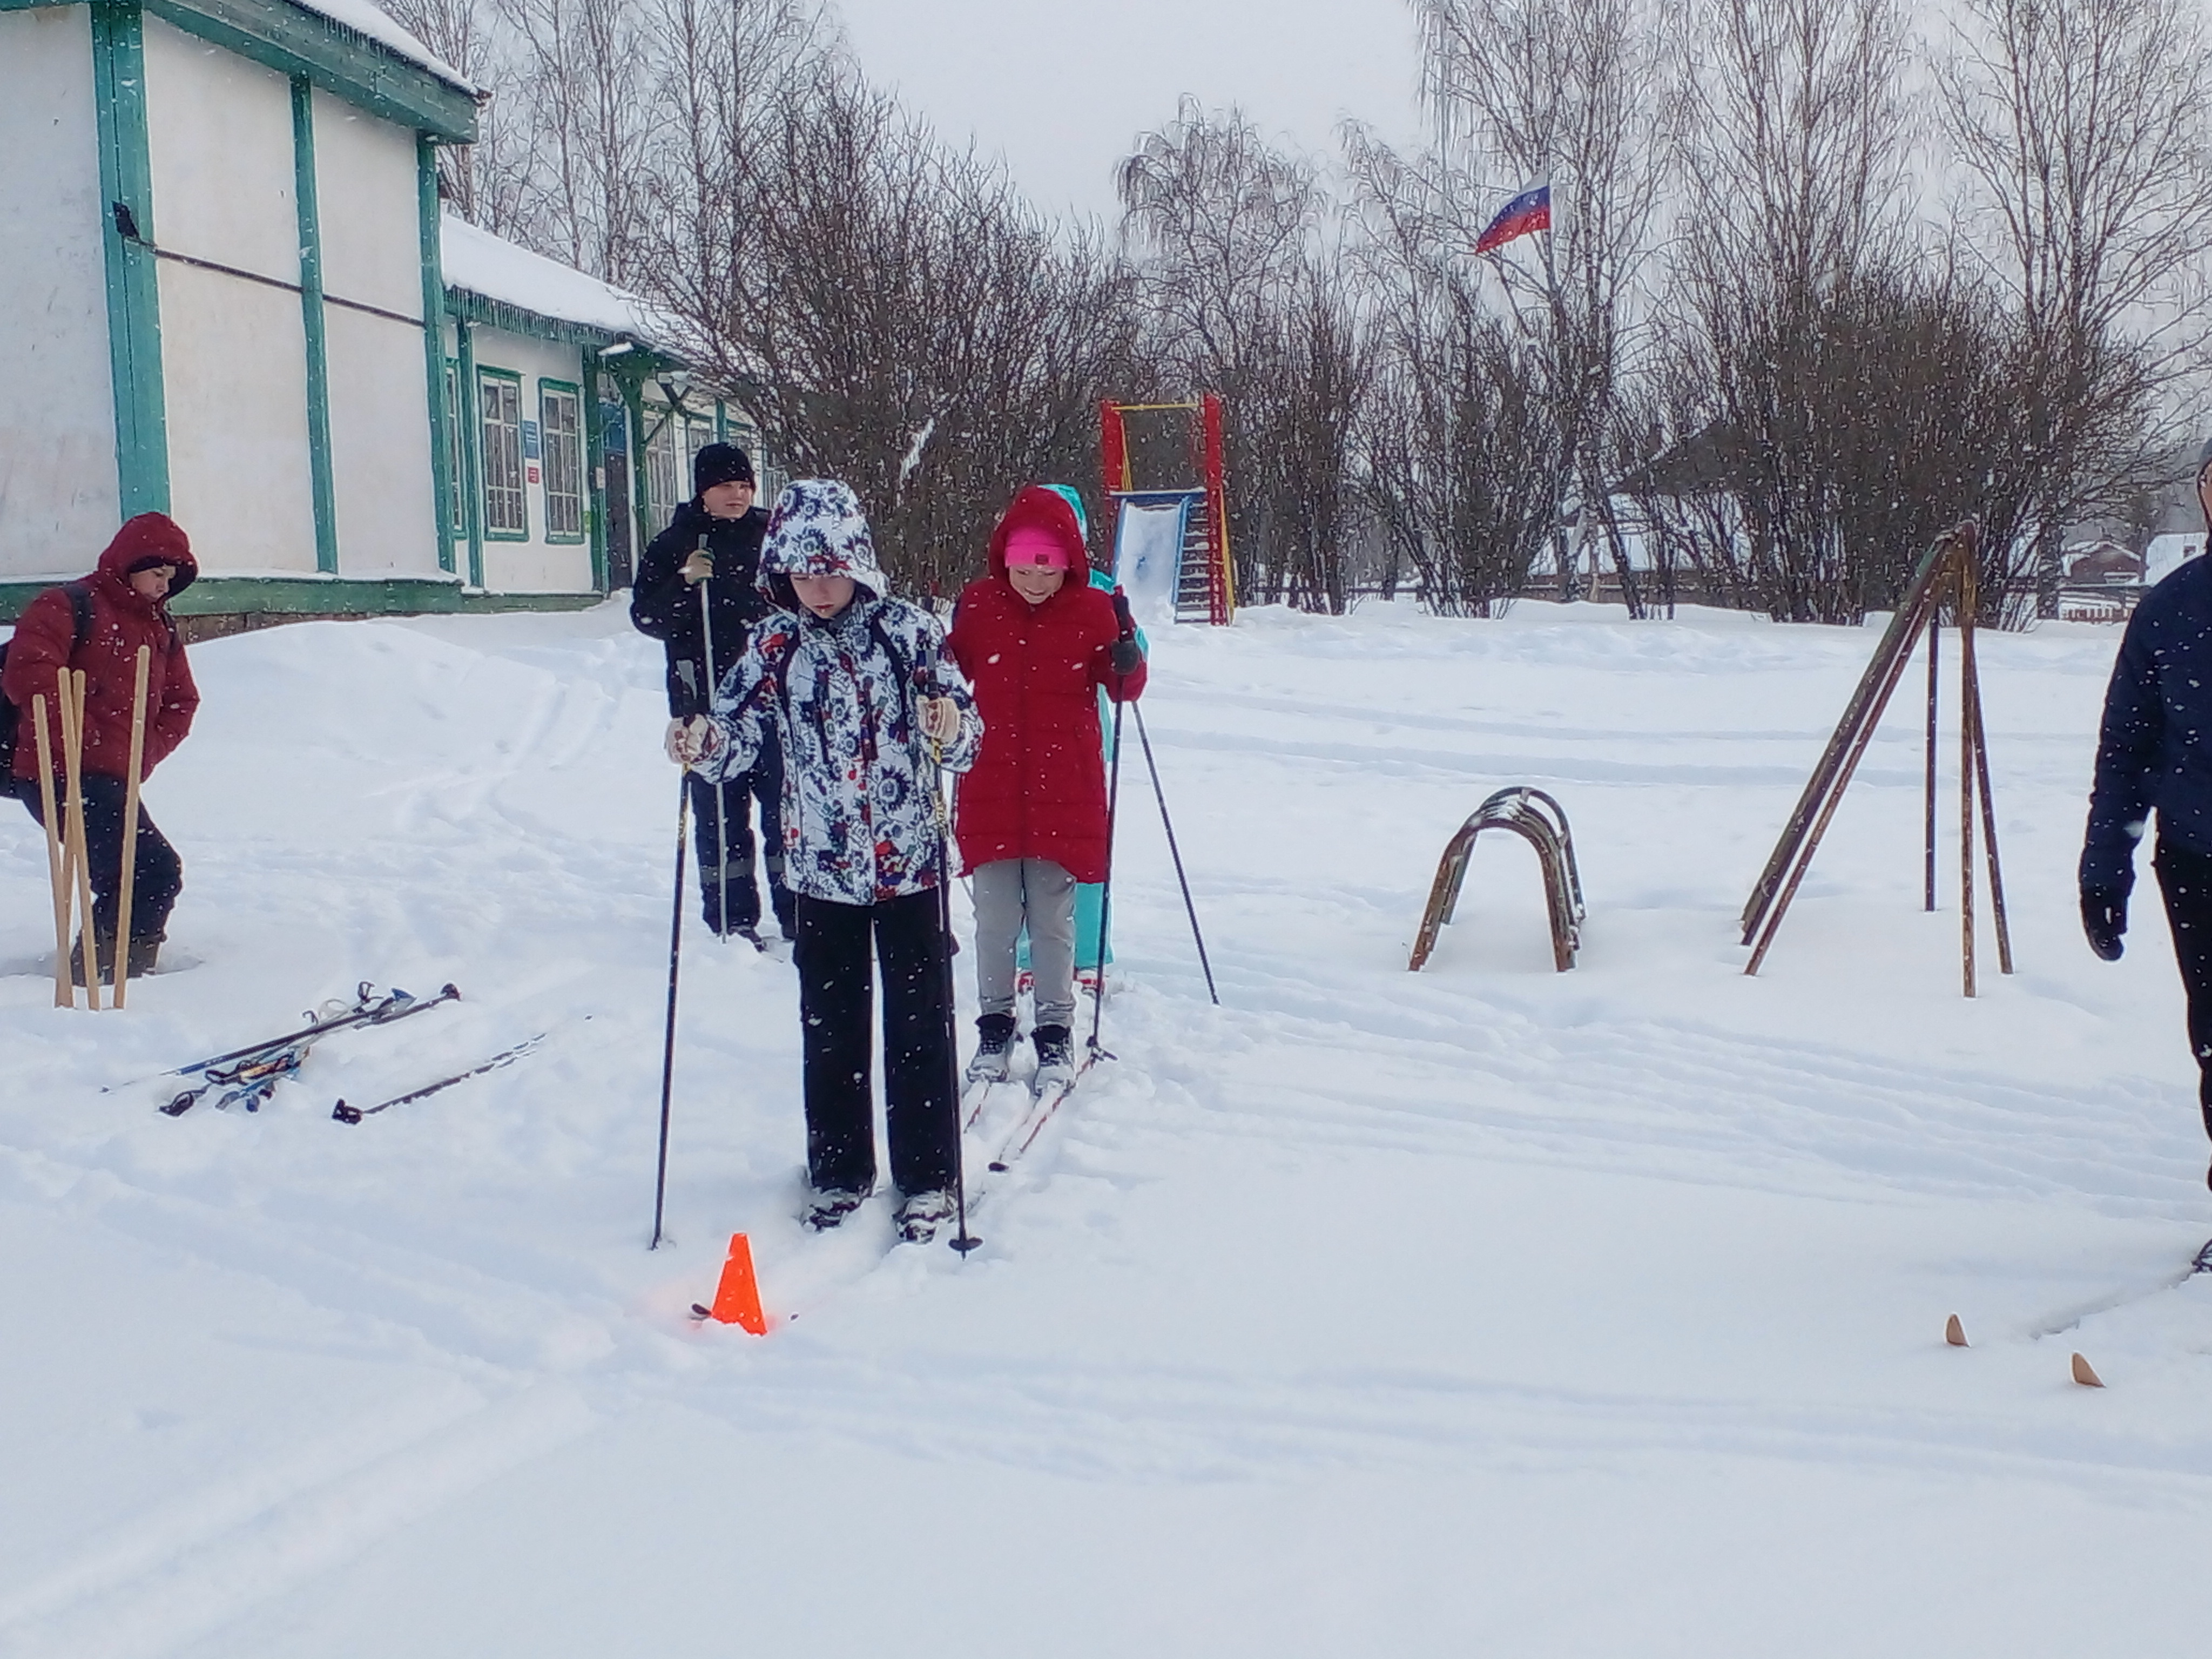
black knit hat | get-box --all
[693,443,755,495]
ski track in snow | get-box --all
[5,597,2212,1654]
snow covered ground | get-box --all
[5,594,2211,1657]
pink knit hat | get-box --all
[1004,524,1071,570]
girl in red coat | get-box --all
[4,512,200,980]
[947,486,1145,1094]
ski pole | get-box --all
[651,779,690,1250]
[1090,601,1137,1055]
[912,666,980,1255]
[1131,700,1218,1006]
[697,546,729,938]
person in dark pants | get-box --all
[666,480,981,1242]
[630,442,794,943]
[4,512,199,981]
[2083,435,2212,1188]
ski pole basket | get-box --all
[1409,787,1586,973]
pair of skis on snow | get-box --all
[123,981,538,1121]
[962,1038,1108,1185]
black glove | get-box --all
[1109,590,1141,676]
[2081,889,2127,961]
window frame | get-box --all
[538,377,587,545]
[477,366,529,542]
[443,360,467,538]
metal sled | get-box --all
[1409,787,1586,973]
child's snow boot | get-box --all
[1031,1024,1075,1097]
[802,1186,866,1231]
[894,1188,956,1244]
[965,1012,1017,1083]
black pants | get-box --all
[13,772,183,941]
[2155,839,2212,1142]
[793,888,959,1196]
[690,745,791,936]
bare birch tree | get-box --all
[1938,0,2212,612]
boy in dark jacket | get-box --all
[3,512,200,980]
[2083,436,2212,1186]
[667,480,983,1242]
[630,442,794,943]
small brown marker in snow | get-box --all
[2071,1352,2105,1388]
[1945,1314,1967,1347]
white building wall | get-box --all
[143,15,316,574]
[469,327,596,594]
[143,18,298,284]
[312,89,437,577]
[312,90,424,320]
[0,8,120,579]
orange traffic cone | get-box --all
[705,1232,770,1334]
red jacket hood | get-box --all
[986,486,1093,581]
[96,512,197,597]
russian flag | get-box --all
[1474,184,1551,254]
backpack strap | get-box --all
[63,582,93,654]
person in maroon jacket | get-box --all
[947,485,1145,1095]
[4,512,200,981]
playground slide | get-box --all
[1114,500,1188,629]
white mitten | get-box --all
[664,715,720,767]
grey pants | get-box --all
[972,858,1077,1027]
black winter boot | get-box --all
[965,1012,1017,1083]
[1031,1024,1074,1096]
[69,926,117,988]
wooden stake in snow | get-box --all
[112,645,150,1008]
[1945,1314,1967,1347]
[2071,1352,2105,1388]
[29,692,72,1009]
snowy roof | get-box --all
[291,0,478,94]
[440,215,682,350]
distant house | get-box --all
[2061,540,2146,585]
[0,0,761,632]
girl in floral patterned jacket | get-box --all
[668,480,982,1241]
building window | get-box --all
[444,362,466,537]
[540,380,585,543]
[478,369,527,539]
[643,407,680,533]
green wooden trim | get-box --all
[582,349,609,591]
[0,575,600,624]
[137,0,477,142]
[91,2,168,516]
[454,316,484,584]
[419,139,455,575]
[536,375,587,545]
[474,363,527,542]
[618,377,652,562]
[292,77,338,573]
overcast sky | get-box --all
[831,0,1429,224]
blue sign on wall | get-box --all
[522,420,542,460]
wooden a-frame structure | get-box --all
[1741,521,2014,995]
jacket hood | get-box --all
[97,512,197,598]
[759,480,886,609]
[986,485,1092,581]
